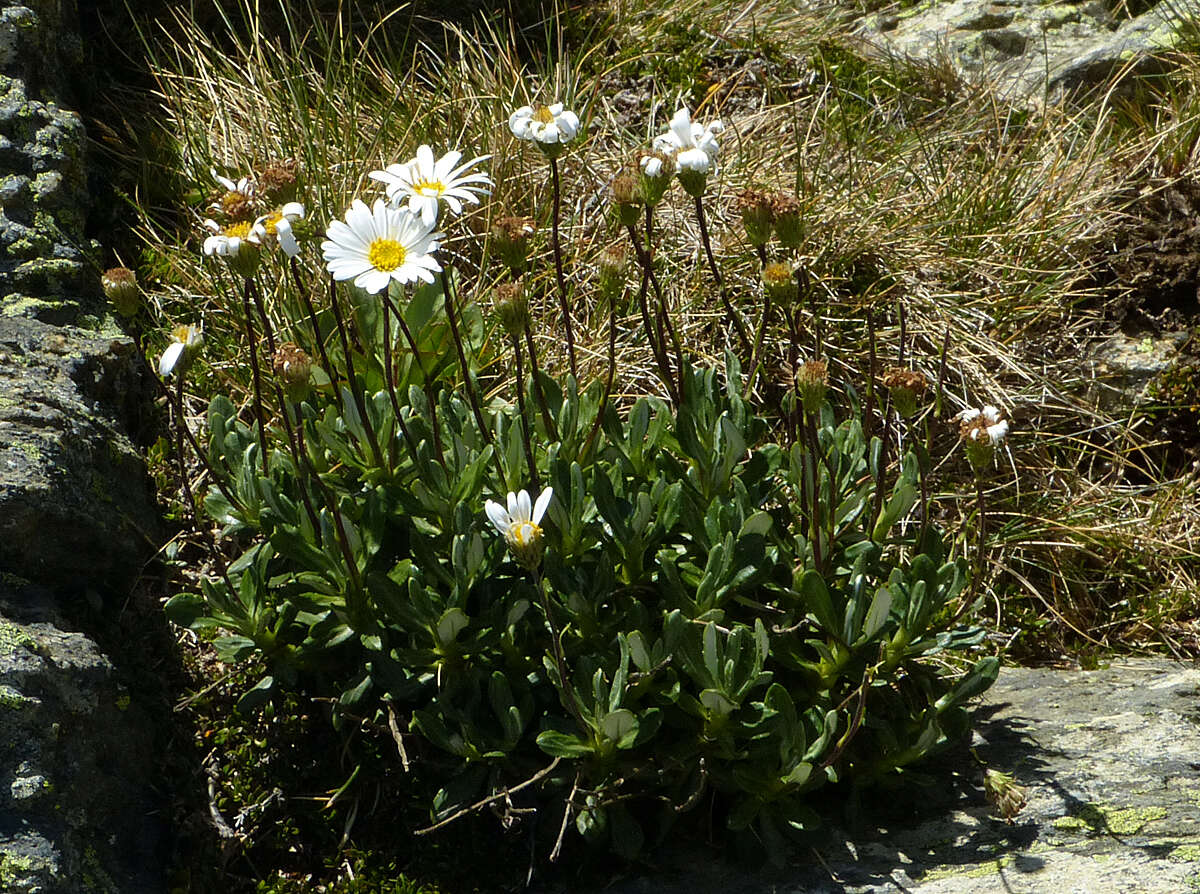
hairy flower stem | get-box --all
[275,391,323,537]
[694,195,751,356]
[440,271,506,488]
[549,157,577,379]
[157,373,245,515]
[624,222,679,403]
[785,308,800,445]
[644,207,685,394]
[248,278,277,356]
[582,286,621,460]
[379,290,445,467]
[511,334,540,490]
[745,294,773,397]
[802,411,825,574]
[522,325,559,439]
[380,304,420,465]
[327,277,383,468]
[289,258,341,414]
[240,278,271,477]
[532,569,587,733]
[172,374,199,523]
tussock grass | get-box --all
[117,0,1200,662]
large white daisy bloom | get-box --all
[251,202,306,257]
[485,487,553,570]
[321,198,443,294]
[369,146,492,227]
[159,323,203,378]
[653,106,724,169]
[509,103,581,147]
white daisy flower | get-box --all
[369,145,492,227]
[159,323,203,378]
[509,103,581,156]
[251,202,306,257]
[485,487,553,570]
[321,198,443,294]
[212,169,255,197]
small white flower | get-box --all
[509,103,581,152]
[653,107,724,167]
[159,323,203,378]
[251,202,306,257]
[958,405,1009,445]
[485,487,553,570]
[202,219,262,276]
[369,145,492,227]
[321,198,443,294]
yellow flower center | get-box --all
[507,521,541,547]
[532,105,555,124]
[260,211,283,235]
[172,324,193,343]
[368,238,406,271]
[223,221,252,238]
[413,179,446,198]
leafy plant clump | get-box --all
[148,101,999,868]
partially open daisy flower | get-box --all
[321,198,443,294]
[485,487,553,571]
[958,405,1010,471]
[251,202,306,257]
[369,145,492,227]
[508,103,581,156]
[202,219,261,276]
[159,323,203,378]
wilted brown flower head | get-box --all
[256,159,299,201]
[737,187,774,246]
[494,280,530,336]
[795,359,828,413]
[771,191,803,248]
[984,769,1027,823]
[882,367,929,418]
[101,266,140,318]
[273,342,313,400]
[491,215,537,273]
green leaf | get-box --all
[935,657,1000,713]
[600,708,637,746]
[236,675,274,713]
[799,570,839,632]
[535,729,594,757]
[163,592,206,628]
[435,608,469,646]
[861,586,893,642]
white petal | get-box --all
[485,500,510,534]
[516,489,532,523]
[159,341,184,378]
[277,219,300,257]
[533,487,552,524]
[507,490,519,519]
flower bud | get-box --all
[881,367,929,419]
[101,267,140,318]
[795,359,828,413]
[762,261,798,308]
[494,281,530,337]
[737,187,773,247]
[491,216,537,274]
[611,168,643,228]
[771,192,803,249]
[273,342,313,401]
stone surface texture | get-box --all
[0,0,165,890]
[855,0,1200,102]
[583,659,1200,893]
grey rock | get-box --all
[0,314,159,596]
[0,582,163,893]
[855,0,1200,102]
[572,659,1200,893]
[1087,329,1189,410]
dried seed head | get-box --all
[762,261,798,307]
[984,769,1027,823]
[795,359,828,413]
[881,367,929,418]
[494,280,530,337]
[491,215,537,274]
[737,187,774,246]
[257,159,299,202]
[597,243,628,304]
[273,342,313,401]
[101,266,140,318]
[771,191,803,249]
